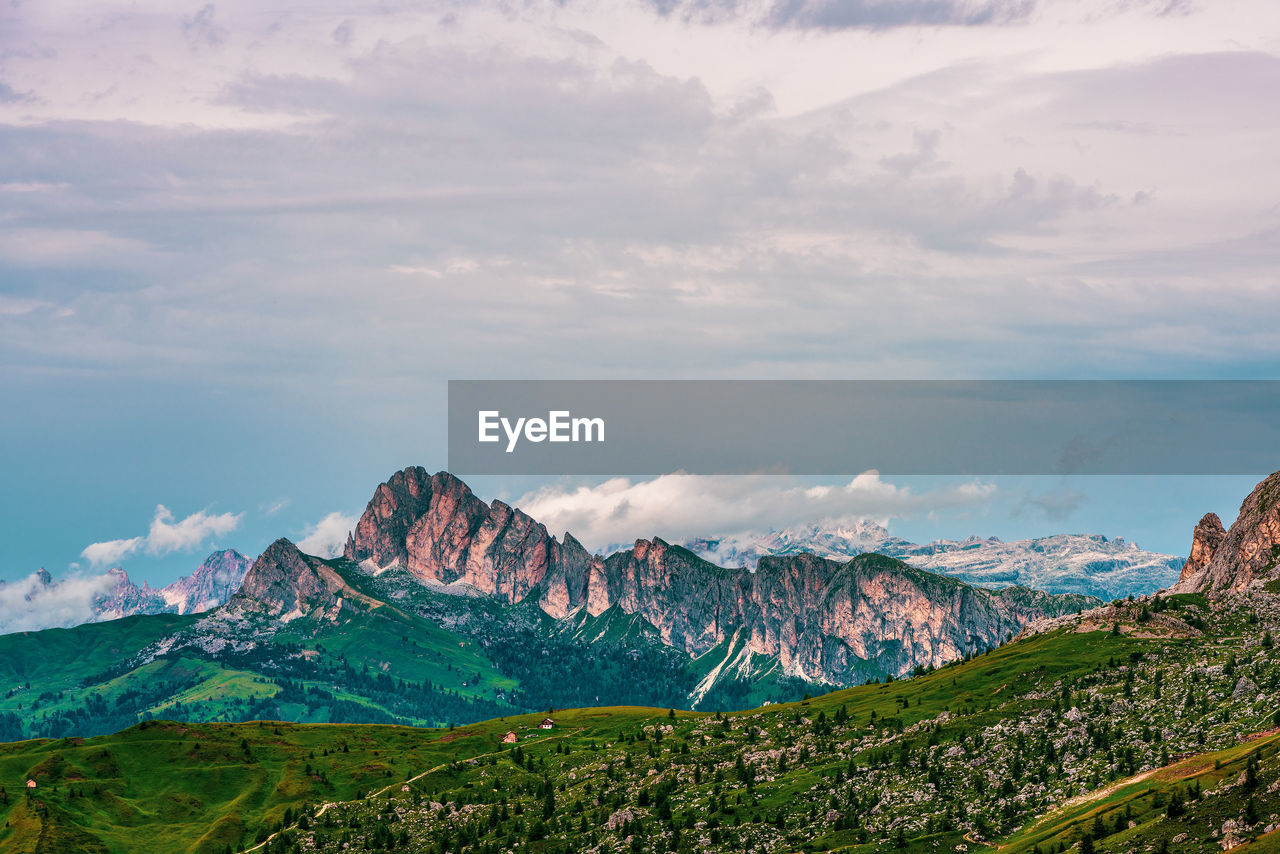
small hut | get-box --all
[26,779,36,789]
[503,731,518,743]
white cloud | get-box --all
[297,511,359,558]
[80,536,145,567]
[0,1,1277,406]
[0,296,52,317]
[81,505,243,567]
[0,571,118,634]
[516,472,996,551]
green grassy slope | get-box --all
[0,609,1235,854]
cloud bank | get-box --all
[516,472,995,551]
[0,571,118,634]
[0,0,1277,394]
[81,505,243,567]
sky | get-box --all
[2,0,1279,606]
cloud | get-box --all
[0,297,53,317]
[261,498,291,517]
[81,505,243,567]
[0,2,1277,413]
[332,19,355,46]
[183,4,228,49]
[0,81,28,103]
[0,571,118,634]
[297,511,359,558]
[0,229,155,269]
[767,0,1037,29]
[1013,487,1085,522]
[515,472,996,551]
[640,0,1037,28]
[80,536,146,567]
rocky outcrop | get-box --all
[347,467,438,570]
[1175,472,1280,595]
[93,550,251,621]
[686,526,1183,599]
[343,468,1095,681]
[1178,513,1226,585]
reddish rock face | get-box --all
[1178,513,1226,585]
[1175,472,1280,595]
[340,469,1091,682]
[345,466,437,569]
[346,469,593,615]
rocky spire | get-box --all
[1174,471,1280,595]
[1177,512,1226,585]
[344,467,593,615]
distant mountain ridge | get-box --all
[679,524,1182,600]
[6,549,251,631]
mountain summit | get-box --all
[231,538,351,619]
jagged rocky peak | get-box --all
[93,567,166,620]
[235,538,346,618]
[1178,513,1226,584]
[1176,471,1280,595]
[163,548,251,614]
[345,465,440,567]
[345,467,592,614]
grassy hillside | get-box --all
[0,603,519,741]
[5,584,1279,853]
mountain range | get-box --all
[0,467,1093,744]
[4,485,1178,637]
[6,468,1280,853]
[338,468,1095,684]
[682,524,1182,600]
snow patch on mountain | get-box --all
[680,525,1182,600]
